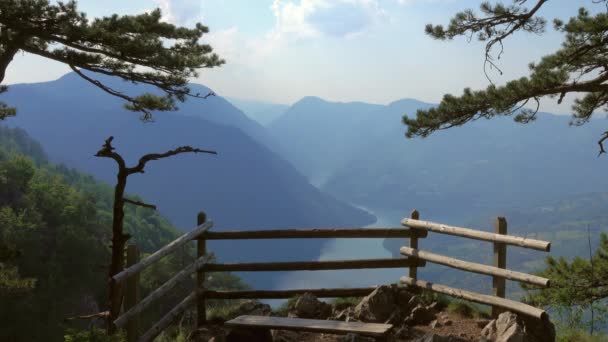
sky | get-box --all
[4,0,602,114]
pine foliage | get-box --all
[403,1,608,154]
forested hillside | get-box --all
[0,126,246,341]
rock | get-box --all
[481,312,529,342]
[404,304,436,326]
[333,307,355,321]
[354,285,397,322]
[430,319,442,328]
[442,319,453,326]
[392,326,412,340]
[475,319,491,329]
[520,315,556,342]
[231,300,272,319]
[290,293,331,319]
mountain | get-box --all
[268,96,389,186]
[227,97,289,126]
[269,96,608,220]
[1,73,375,288]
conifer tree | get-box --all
[0,0,223,121]
[403,1,608,155]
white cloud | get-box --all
[153,0,203,25]
[270,0,386,41]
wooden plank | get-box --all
[125,245,140,342]
[138,292,196,342]
[399,247,549,287]
[493,217,507,318]
[201,228,427,240]
[112,220,213,284]
[225,315,393,337]
[201,258,425,272]
[408,210,420,279]
[401,218,550,252]
[196,212,207,327]
[400,277,547,320]
[114,254,211,328]
[202,287,378,300]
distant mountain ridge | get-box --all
[268,95,608,219]
[1,72,375,289]
[227,97,289,126]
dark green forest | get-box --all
[0,126,246,341]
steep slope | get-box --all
[268,95,608,218]
[227,97,289,126]
[1,73,375,288]
[268,96,387,186]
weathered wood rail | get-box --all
[400,212,551,319]
[113,212,426,341]
[113,209,551,341]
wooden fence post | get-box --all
[409,210,420,279]
[196,211,207,328]
[125,244,140,342]
[492,217,507,318]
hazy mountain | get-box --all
[269,96,608,219]
[1,73,375,288]
[268,96,389,186]
[227,97,290,126]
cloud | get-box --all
[270,0,386,40]
[153,0,203,25]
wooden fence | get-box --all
[400,210,551,319]
[111,209,551,341]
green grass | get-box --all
[331,297,362,310]
[206,299,248,321]
[445,301,490,319]
[557,331,608,342]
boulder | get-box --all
[481,311,554,342]
[290,293,331,319]
[404,304,436,326]
[520,315,556,342]
[231,300,272,319]
[354,285,397,322]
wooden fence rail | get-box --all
[119,211,429,341]
[401,217,550,251]
[118,209,551,341]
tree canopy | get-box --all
[403,0,608,155]
[0,0,224,121]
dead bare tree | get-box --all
[95,136,217,333]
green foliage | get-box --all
[0,126,247,341]
[0,0,224,120]
[64,328,125,342]
[331,296,362,311]
[404,1,608,154]
[557,330,608,342]
[523,233,608,334]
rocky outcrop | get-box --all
[481,311,555,342]
[289,292,332,319]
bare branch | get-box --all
[124,198,157,210]
[599,131,608,156]
[64,311,109,322]
[128,146,217,174]
[94,136,127,170]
